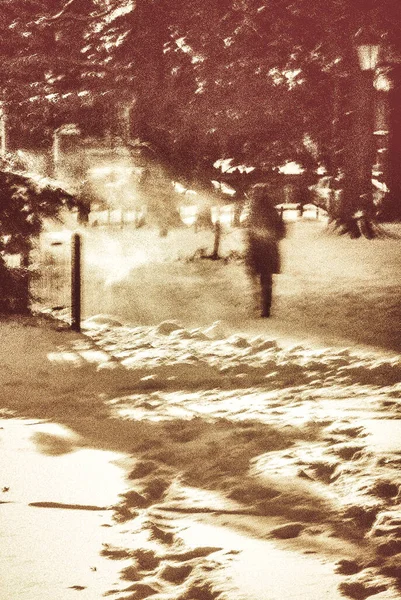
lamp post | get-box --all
[353,27,381,218]
[373,66,391,193]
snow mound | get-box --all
[202,321,227,340]
[82,314,124,329]
[155,321,185,335]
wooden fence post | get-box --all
[71,233,81,332]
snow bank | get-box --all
[64,316,401,600]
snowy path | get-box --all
[59,317,401,600]
[0,419,130,600]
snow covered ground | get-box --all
[2,217,401,599]
[37,217,401,353]
[80,315,401,600]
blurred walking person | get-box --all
[244,183,286,317]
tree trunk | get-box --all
[337,54,376,237]
[382,65,401,220]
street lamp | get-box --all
[355,27,380,72]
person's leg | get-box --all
[260,271,273,317]
[246,265,261,315]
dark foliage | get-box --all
[0,1,400,233]
[0,165,75,313]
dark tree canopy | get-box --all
[0,0,401,219]
[103,1,401,179]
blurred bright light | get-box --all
[211,204,235,226]
[174,182,187,194]
[278,162,305,175]
[42,229,73,244]
[213,159,255,175]
[88,165,133,182]
[375,72,392,92]
[211,181,237,196]
[180,204,199,226]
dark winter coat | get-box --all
[244,195,285,275]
